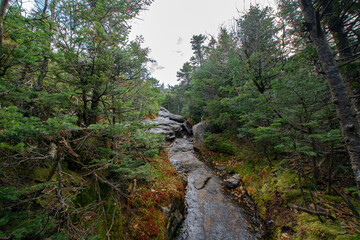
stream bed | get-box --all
[149,108,263,240]
[169,137,262,240]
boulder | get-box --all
[192,122,210,148]
[150,127,175,140]
[146,115,183,140]
[225,174,241,189]
[159,107,184,123]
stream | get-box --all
[149,108,263,240]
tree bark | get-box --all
[299,0,360,194]
[0,0,9,48]
[319,0,360,123]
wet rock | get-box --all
[225,174,241,189]
[194,175,212,190]
[193,122,210,148]
[169,138,261,239]
[170,151,204,173]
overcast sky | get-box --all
[129,0,273,86]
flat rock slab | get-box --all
[194,175,212,190]
[169,138,260,240]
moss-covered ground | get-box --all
[201,134,360,240]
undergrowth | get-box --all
[202,133,360,239]
[0,116,185,239]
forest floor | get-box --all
[199,134,360,240]
[0,127,185,240]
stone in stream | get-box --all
[225,174,241,189]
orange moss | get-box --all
[127,149,185,240]
[145,113,157,120]
[133,217,160,240]
[138,190,170,206]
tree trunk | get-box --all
[299,0,360,194]
[33,0,57,91]
[0,0,9,48]
[319,0,360,123]
[88,90,101,125]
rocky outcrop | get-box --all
[192,122,210,149]
[145,117,183,141]
[146,108,191,141]
[159,107,184,123]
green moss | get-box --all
[75,185,97,208]
[209,155,231,163]
[293,213,344,239]
[336,234,360,240]
[320,195,343,203]
[260,183,273,202]
[234,160,256,179]
[204,134,237,155]
[32,166,52,181]
[109,206,125,239]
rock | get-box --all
[163,196,185,239]
[146,115,183,141]
[150,127,175,140]
[168,114,184,123]
[225,174,241,189]
[192,122,210,149]
[215,166,227,172]
[181,122,193,135]
[159,107,184,123]
[194,175,212,190]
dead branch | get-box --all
[291,205,336,220]
[331,185,360,218]
[93,172,129,198]
[61,137,79,159]
[318,180,360,218]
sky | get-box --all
[129,0,273,86]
